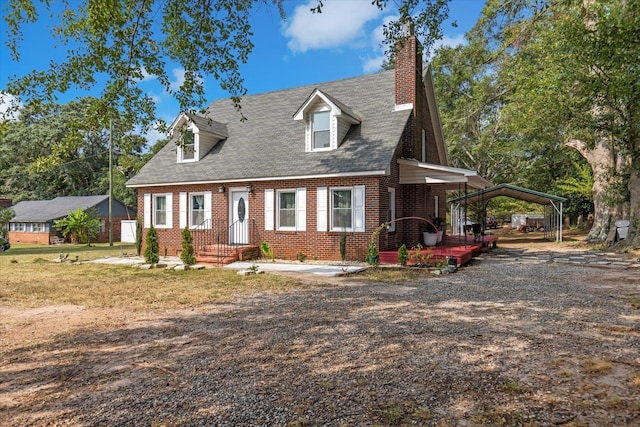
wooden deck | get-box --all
[379,235,498,266]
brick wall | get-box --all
[8,231,53,245]
[137,167,449,262]
[138,176,396,262]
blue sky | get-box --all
[0,0,485,143]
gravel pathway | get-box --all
[2,256,639,426]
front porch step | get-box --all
[196,245,260,266]
[196,253,240,266]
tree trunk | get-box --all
[565,138,615,242]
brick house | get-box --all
[8,195,135,244]
[126,32,489,262]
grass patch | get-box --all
[0,242,138,265]
[0,262,305,310]
[0,243,306,310]
[503,378,525,393]
[583,358,613,375]
[379,401,405,426]
[631,373,640,388]
[359,267,428,283]
[607,396,624,408]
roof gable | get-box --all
[169,112,228,140]
[292,89,361,124]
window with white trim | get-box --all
[312,111,330,150]
[179,130,196,162]
[190,193,205,227]
[153,194,167,226]
[388,188,396,232]
[318,186,363,232]
[331,188,352,230]
[277,190,296,230]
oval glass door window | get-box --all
[238,198,246,222]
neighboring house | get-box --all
[8,195,136,244]
[126,29,489,262]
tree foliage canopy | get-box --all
[432,0,639,244]
[3,0,451,132]
[0,97,149,206]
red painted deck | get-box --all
[379,235,498,266]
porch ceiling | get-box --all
[397,158,492,190]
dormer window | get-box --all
[293,89,362,153]
[170,112,228,164]
[181,130,196,162]
[312,111,330,150]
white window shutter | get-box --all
[204,191,212,229]
[179,192,187,229]
[296,188,306,231]
[143,193,151,228]
[354,185,365,232]
[165,193,173,228]
[317,187,327,232]
[264,189,274,231]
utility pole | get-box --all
[109,119,113,246]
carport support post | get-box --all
[559,201,563,242]
[109,119,113,247]
[464,182,468,247]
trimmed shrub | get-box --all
[180,226,196,266]
[144,225,159,264]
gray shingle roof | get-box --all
[11,195,110,222]
[127,69,410,187]
[188,114,228,138]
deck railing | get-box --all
[192,218,257,263]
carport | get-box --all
[449,183,567,242]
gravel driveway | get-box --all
[2,253,639,426]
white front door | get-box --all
[230,191,249,244]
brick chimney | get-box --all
[0,198,12,208]
[394,20,423,108]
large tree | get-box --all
[431,11,594,226]
[0,97,146,204]
[502,0,639,247]
[443,0,639,248]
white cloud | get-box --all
[139,67,155,82]
[169,67,186,92]
[143,125,166,145]
[362,56,385,73]
[361,29,467,72]
[283,0,383,53]
[0,92,23,121]
[361,14,398,73]
[432,34,466,52]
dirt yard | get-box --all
[1,230,639,426]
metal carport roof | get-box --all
[449,183,567,205]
